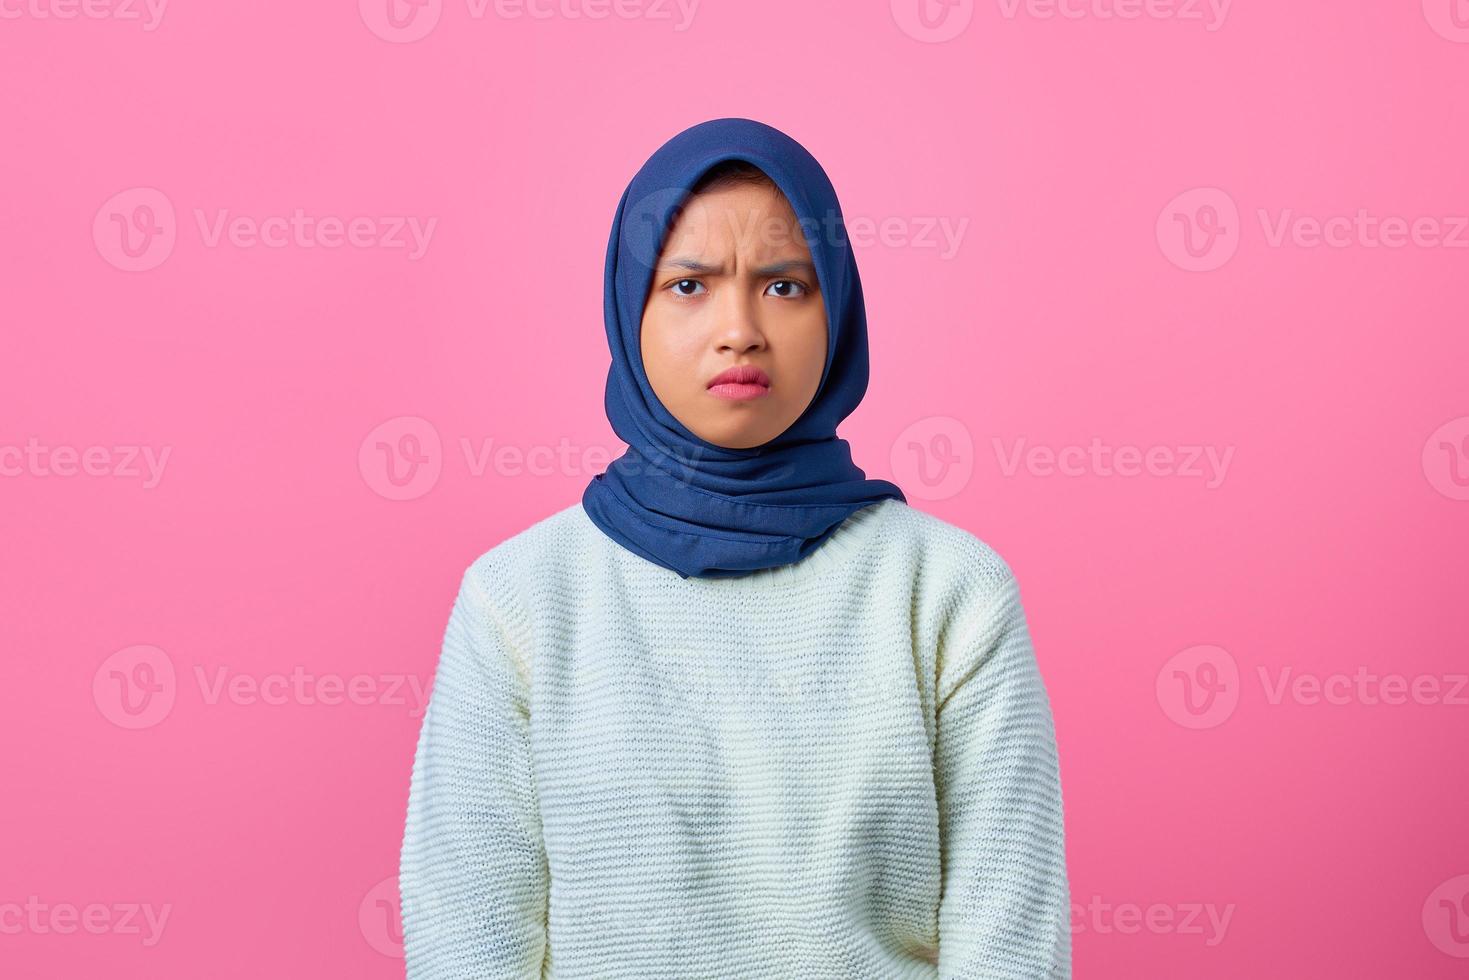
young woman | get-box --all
[399,117,1070,978]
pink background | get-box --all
[3,0,1468,976]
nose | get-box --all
[713,285,766,354]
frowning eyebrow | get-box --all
[658,257,818,279]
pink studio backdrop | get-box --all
[3,1,1467,977]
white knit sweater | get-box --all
[399,497,1070,979]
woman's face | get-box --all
[639,180,828,450]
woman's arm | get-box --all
[399,566,548,978]
[934,564,1071,978]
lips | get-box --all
[706,363,771,402]
[707,365,771,389]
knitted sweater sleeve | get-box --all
[933,563,1071,979]
[399,567,548,978]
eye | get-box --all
[766,279,807,299]
[668,279,706,298]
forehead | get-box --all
[660,182,811,258]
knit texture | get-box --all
[399,497,1070,979]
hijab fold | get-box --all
[582,117,905,579]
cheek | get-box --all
[640,305,705,383]
[791,307,829,387]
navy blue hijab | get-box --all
[581,117,905,579]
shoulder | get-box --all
[466,500,588,572]
[878,500,1028,668]
[878,498,1018,598]
[454,500,591,629]
[883,502,1039,701]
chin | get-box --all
[695,421,776,451]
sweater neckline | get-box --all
[586,497,896,589]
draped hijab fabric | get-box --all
[581,117,906,579]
